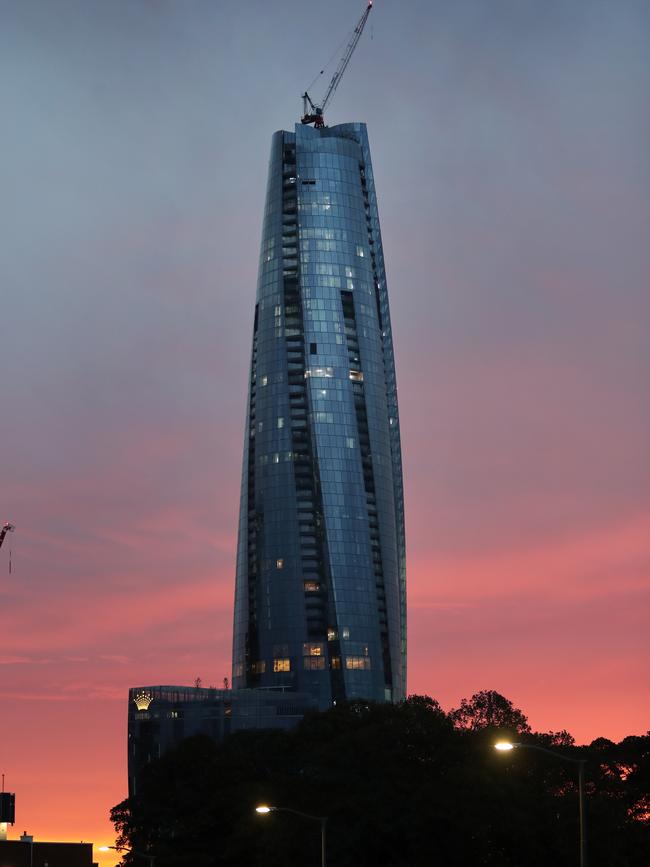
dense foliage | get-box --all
[111,691,649,866]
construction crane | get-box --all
[0,523,14,550]
[301,0,373,129]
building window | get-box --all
[346,437,355,449]
[349,370,364,382]
[303,656,326,670]
[251,660,266,674]
[276,558,284,569]
[345,656,371,670]
[277,417,284,428]
[327,628,337,641]
[273,658,291,673]
[305,366,334,378]
[303,643,323,656]
[310,342,317,355]
[356,245,365,258]
[261,375,268,387]
[331,657,341,669]
[342,627,350,639]
[304,581,319,592]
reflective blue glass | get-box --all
[232,123,406,707]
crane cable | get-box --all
[305,24,359,104]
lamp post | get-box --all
[98,845,155,867]
[494,741,587,867]
[255,804,328,867]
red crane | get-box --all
[301,1,373,129]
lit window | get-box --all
[331,657,341,669]
[305,366,334,378]
[277,417,284,428]
[345,266,355,278]
[276,559,284,569]
[346,438,355,449]
[349,370,364,382]
[260,375,268,387]
[345,656,371,670]
[304,581,319,592]
[356,245,365,258]
[251,660,266,674]
[273,658,291,673]
[275,305,282,316]
[273,453,280,464]
[327,628,337,641]
[347,279,354,290]
[303,643,323,656]
[342,627,350,639]
[258,421,264,432]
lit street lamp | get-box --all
[255,804,328,867]
[494,741,587,867]
[98,845,155,866]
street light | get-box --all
[98,845,156,866]
[494,741,587,867]
[255,804,328,867]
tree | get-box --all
[112,695,649,867]
[449,689,531,733]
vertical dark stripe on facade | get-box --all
[341,289,393,690]
[245,304,260,683]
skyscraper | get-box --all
[232,121,406,709]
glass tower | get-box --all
[232,122,406,708]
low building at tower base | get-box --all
[128,685,317,796]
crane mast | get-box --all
[301,0,373,129]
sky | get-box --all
[0,0,648,862]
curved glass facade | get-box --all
[232,123,406,708]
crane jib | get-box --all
[300,0,373,129]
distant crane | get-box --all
[0,523,15,573]
[0,523,14,550]
[301,0,373,129]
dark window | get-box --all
[310,342,317,355]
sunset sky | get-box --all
[1,1,648,864]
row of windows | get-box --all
[260,656,373,673]
[256,444,360,468]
